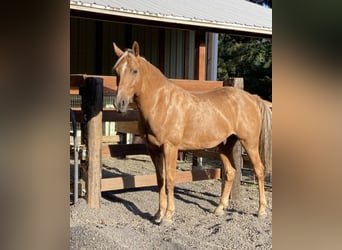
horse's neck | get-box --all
[136,61,175,118]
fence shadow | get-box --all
[101,188,157,224]
[174,187,219,213]
[101,184,224,223]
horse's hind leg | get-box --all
[214,136,238,216]
[240,139,267,217]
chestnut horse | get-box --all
[113,41,272,224]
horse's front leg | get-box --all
[162,143,178,224]
[148,147,167,223]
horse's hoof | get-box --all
[154,212,164,224]
[257,210,267,218]
[154,217,163,224]
[160,217,173,226]
[214,208,225,216]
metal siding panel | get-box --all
[132,25,157,66]
[188,31,195,79]
[85,20,97,74]
[164,30,171,78]
[74,19,97,74]
[102,22,126,75]
[176,31,184,78]
[70,18,79,74]
[150,29,159,67]
[71,0,272,35]
[162,29,187,79]
[170,30,177,78]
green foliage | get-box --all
[217,34,272,101]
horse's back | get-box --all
[193,86,260,112]
[174,86,261,149]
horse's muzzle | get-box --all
[115,97,129,113]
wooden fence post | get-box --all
[224,78,244,201]
[81,77,103,208]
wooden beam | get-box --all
[170,79,222,92]
[101,168,221,191]
[101,174,156,191]
[115,121,140,134]
[175,168,221,183]
[223,77,244,89]
[198,43,206,81]
[71,108,140,122]
[194,31,206,81]
[193,149,219,160]
[71,74,117,96]
[102,135,120,143]
[71,75,223,96]
[81,77,103,208]
[87,111,102,208]
[108,144,148,158]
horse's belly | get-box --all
[179,132,228,150]
[179,113,233,150]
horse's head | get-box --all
[112,41,141,113]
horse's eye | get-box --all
[131,69,138,75]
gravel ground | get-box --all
[70,155,272,249]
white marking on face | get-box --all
[121,62,127,76]
[113,51,129,70]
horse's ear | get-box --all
[132,41,140,57]
[113,42,124,57]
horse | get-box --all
[112,41,272,224]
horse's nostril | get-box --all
[115,97,128,112]
[121,99,126,107]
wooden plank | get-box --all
[70,75,223,96]
[101,174,156,191]
[71,74,117,90]
[70,88,79,95]
[102,144,113,158]
[175,168,221,183]
[223,77,244,89]
[102,135,120,143]
[71,108,140,122]
[103,109,140,122]
[193,149,219,160]
[115,121,140,134]
[70,74,85,89]
[108,144,148,158]
[100,168,221,191]
[171,79,223,92]
[70,74,117,96]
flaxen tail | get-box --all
[258,98,272,174]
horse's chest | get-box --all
[146,133,162,147]
[140,121,163,147]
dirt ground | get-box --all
[70,155,272,249]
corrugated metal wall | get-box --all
[70,18,97,74]
[70,17,195,79]
[131,26,160,67]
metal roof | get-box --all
[70,0,272,36]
